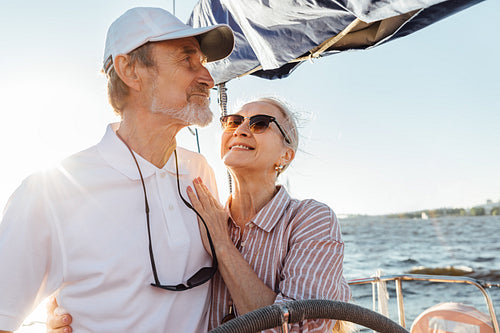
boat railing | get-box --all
[348,274,500,333]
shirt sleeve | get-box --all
[269,202,351,333]
[0,174,63,331]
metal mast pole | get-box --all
[217,83,232,194]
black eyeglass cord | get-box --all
[116,132,218,290]
[173,149,219,275]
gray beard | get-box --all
[151,99,213,127]
[150,81,213,127]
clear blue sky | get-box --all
[1,0,499,216]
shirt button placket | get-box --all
[239,228,248,252]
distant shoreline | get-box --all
[339,200,500,219]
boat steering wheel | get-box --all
[209,299,409,333]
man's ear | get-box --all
[114,55,142,92]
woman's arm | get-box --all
[214,235,278,314]
[187,178,277,314]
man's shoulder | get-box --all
[176,146,206,160]
[175,146,217,194]
[15,145,99,185]
[60,145,103,171]
[14,145,103,198]
[176,146,211,168]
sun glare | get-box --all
[15,298,48,333]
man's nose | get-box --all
[197,65,215,89]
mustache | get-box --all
[188,84,210,97]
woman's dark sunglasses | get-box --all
[220,114,291,144]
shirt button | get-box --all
[240,241,246,247]
[248,223,254,229]
[168,204,174,210]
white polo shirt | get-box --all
[0,123,217,332]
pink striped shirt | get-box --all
[209,186,351,332]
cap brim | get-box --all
[150,24,234,63]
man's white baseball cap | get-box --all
[103,7,234,74]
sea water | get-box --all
[341,215,500,328]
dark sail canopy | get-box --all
[188,0,484,84]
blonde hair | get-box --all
[254,97,299,152]
[251,97,299,176]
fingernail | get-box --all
[187,186,192,192]
[62,315,70,324]
[55,307,69,316]
[64,328,70,333]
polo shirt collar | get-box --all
[97,123,189,180]
[226,185,291,232]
